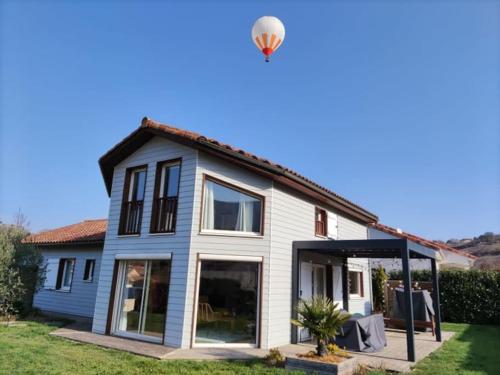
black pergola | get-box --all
[291,239,442,362]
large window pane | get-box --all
[132,170,146,201]
[162,164,180,197]
[143,260,170,338]
[116,260,171,340]
[202,179,262,233]
[118,261,145,333]
[60,259,75,290]
[195,260,259,345]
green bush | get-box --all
[0,224,44,317]
[439,270,500,324]
[388,269,500,324]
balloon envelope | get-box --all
[252,16,285,61]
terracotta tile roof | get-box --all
[23,219,107,245]
[99,117,378,223]
[369,223,477,259]
[142,118,365,209]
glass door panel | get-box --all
[142,260,170,338]
[195,260,259,345]
[118,261,145,334]
[313,265,326,297]
[114,260,170,342]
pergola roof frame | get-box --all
[291,238,442,362]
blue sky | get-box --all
[1,0,499,240]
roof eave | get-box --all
[99,123,378,224]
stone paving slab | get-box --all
[50,327,175,359]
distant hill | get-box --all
[445,232,500,270]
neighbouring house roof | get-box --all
[369,223,477,260]
[23,219,107,246]
[99,117,378,224]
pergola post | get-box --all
[341,257,349,311]
[401,243,416,362]
[291,244,299,344]
[431,259,442,342]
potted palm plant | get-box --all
[291,296,351,357]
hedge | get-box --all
[387,269,500,324]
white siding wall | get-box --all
[92,137,197,347]
[185,153,273,348]
[267,185,372,347]
[33,247,102,318]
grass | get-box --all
[410,323,500,375]
[1,320,499,374]
[0,320,292,375]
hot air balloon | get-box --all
[252,16,285,62]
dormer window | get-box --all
[315,207,327,237]
[118,166,147,235]
[150,159,181,233]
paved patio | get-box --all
[51,324,454,372]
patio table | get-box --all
[333,313,387,352]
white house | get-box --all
[29,117,447,349]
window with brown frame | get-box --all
[315,207,327,237]
[150,159,181,233]
[83,259,96,282]
[118,166,147,235]
[348,270,364,297]
[201,175,264,235]
[56,258,75,291]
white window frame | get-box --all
[110,255,172,344]
[83,259,95,282]
[60,259,75,292]
[192,253,262,348]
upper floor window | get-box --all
[151,160,181,233]
[119,166,147,235]
[315,207,327,237]
[201,176,263,235]
[83,259,96,282]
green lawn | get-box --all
[0,320,498,374]
[0,320,289,375]
[410,323,500,375]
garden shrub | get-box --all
[387,269,500,324]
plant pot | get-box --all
[285,356,359,375]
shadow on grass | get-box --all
[452,324,500,375]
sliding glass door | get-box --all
[113,259,171,342]
[194,260,260,347]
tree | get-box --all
[0,221,44,319]
[372,266,388,313]
[0,267,24,325]
[291,297,351,356]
